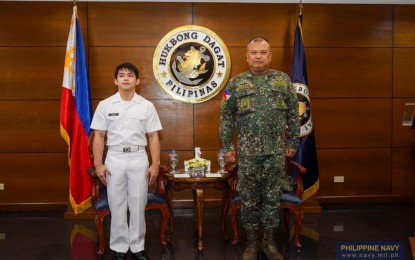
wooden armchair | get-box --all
[225,157,306,250]
[281,157,307,249]
[87,131,172,256]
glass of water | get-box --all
[169,150,178,174]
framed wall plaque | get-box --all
[153,25,231,103]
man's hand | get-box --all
[285,148,296,158]
[95,164,111,186]
[224,151,236,163]
[148,164,159,185]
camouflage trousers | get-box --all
[238,154,285,230]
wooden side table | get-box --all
[164,171,230,252]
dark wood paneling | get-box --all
[393,48,415,97]
[0,3,414,210]
[0,101,66,153]
[0,47,66,100]
[313,99,392,148]
[317,148,391,197]
[392,148,415,196]
[194,3,295,47]
[392,98,415,147]
[394,5,415,47]
[0,2,87,47]
[308,48,392,98]
[89,47,171,100]
[195,99,221,150]
[153,100,194,151]
[304,4,393,47]
[0,153,69,204]
[88,2,193,47]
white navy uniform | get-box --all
[91,92,162,253]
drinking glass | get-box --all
[218,155,226,174]
[169,152,178,174]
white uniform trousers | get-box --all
[105,149,149,253]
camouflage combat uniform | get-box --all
[220,69,299,231]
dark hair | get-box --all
[114,62,139,79]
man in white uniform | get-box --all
[91,63,162,260]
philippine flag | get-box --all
[60,5,93,214]
[223,89,231,100]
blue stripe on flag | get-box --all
[75,18,92,135]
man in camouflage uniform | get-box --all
[220,37,299,260]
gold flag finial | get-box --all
[299,0,303,15]
[73,0,77,6]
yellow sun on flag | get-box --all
[299,101,306,117]
[65,47,75,74]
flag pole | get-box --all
[291,0,321,212]
[299,0,303,15]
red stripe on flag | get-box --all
[60,87,74,144]
[68,110,92,214]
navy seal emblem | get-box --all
[153,25,231,103]
[294,82,313,137]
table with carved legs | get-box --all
[164,171,230,252]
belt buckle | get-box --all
[123,147,131,152]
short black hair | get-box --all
[114,62,139,79]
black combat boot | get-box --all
[262,229,283,260]
[242,227,259,260]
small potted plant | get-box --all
[185,158,208,177]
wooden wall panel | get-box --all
[89,47,171,100]
[0,101,65,153]
[0,153,69,204]
[304,4,393,47]
[317,148,391,196]
[392,98,415,147]
[1,2,415,210]
[313,99,392,148]
[308,48,392,98]
[195,98,221,150]
[152,100,194,151]
[394,5,415,47]
[0,2,87,46]
[194,3,295,47]
[88,3,193,47]
[392,148,415,195]
[0,48,66,100]
[393,48,415,97]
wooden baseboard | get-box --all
[318,195,415,204]
[0,202,67,212]
[302,193,322,213]
[64,205,95,220]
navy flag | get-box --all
[290,12,319,201]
